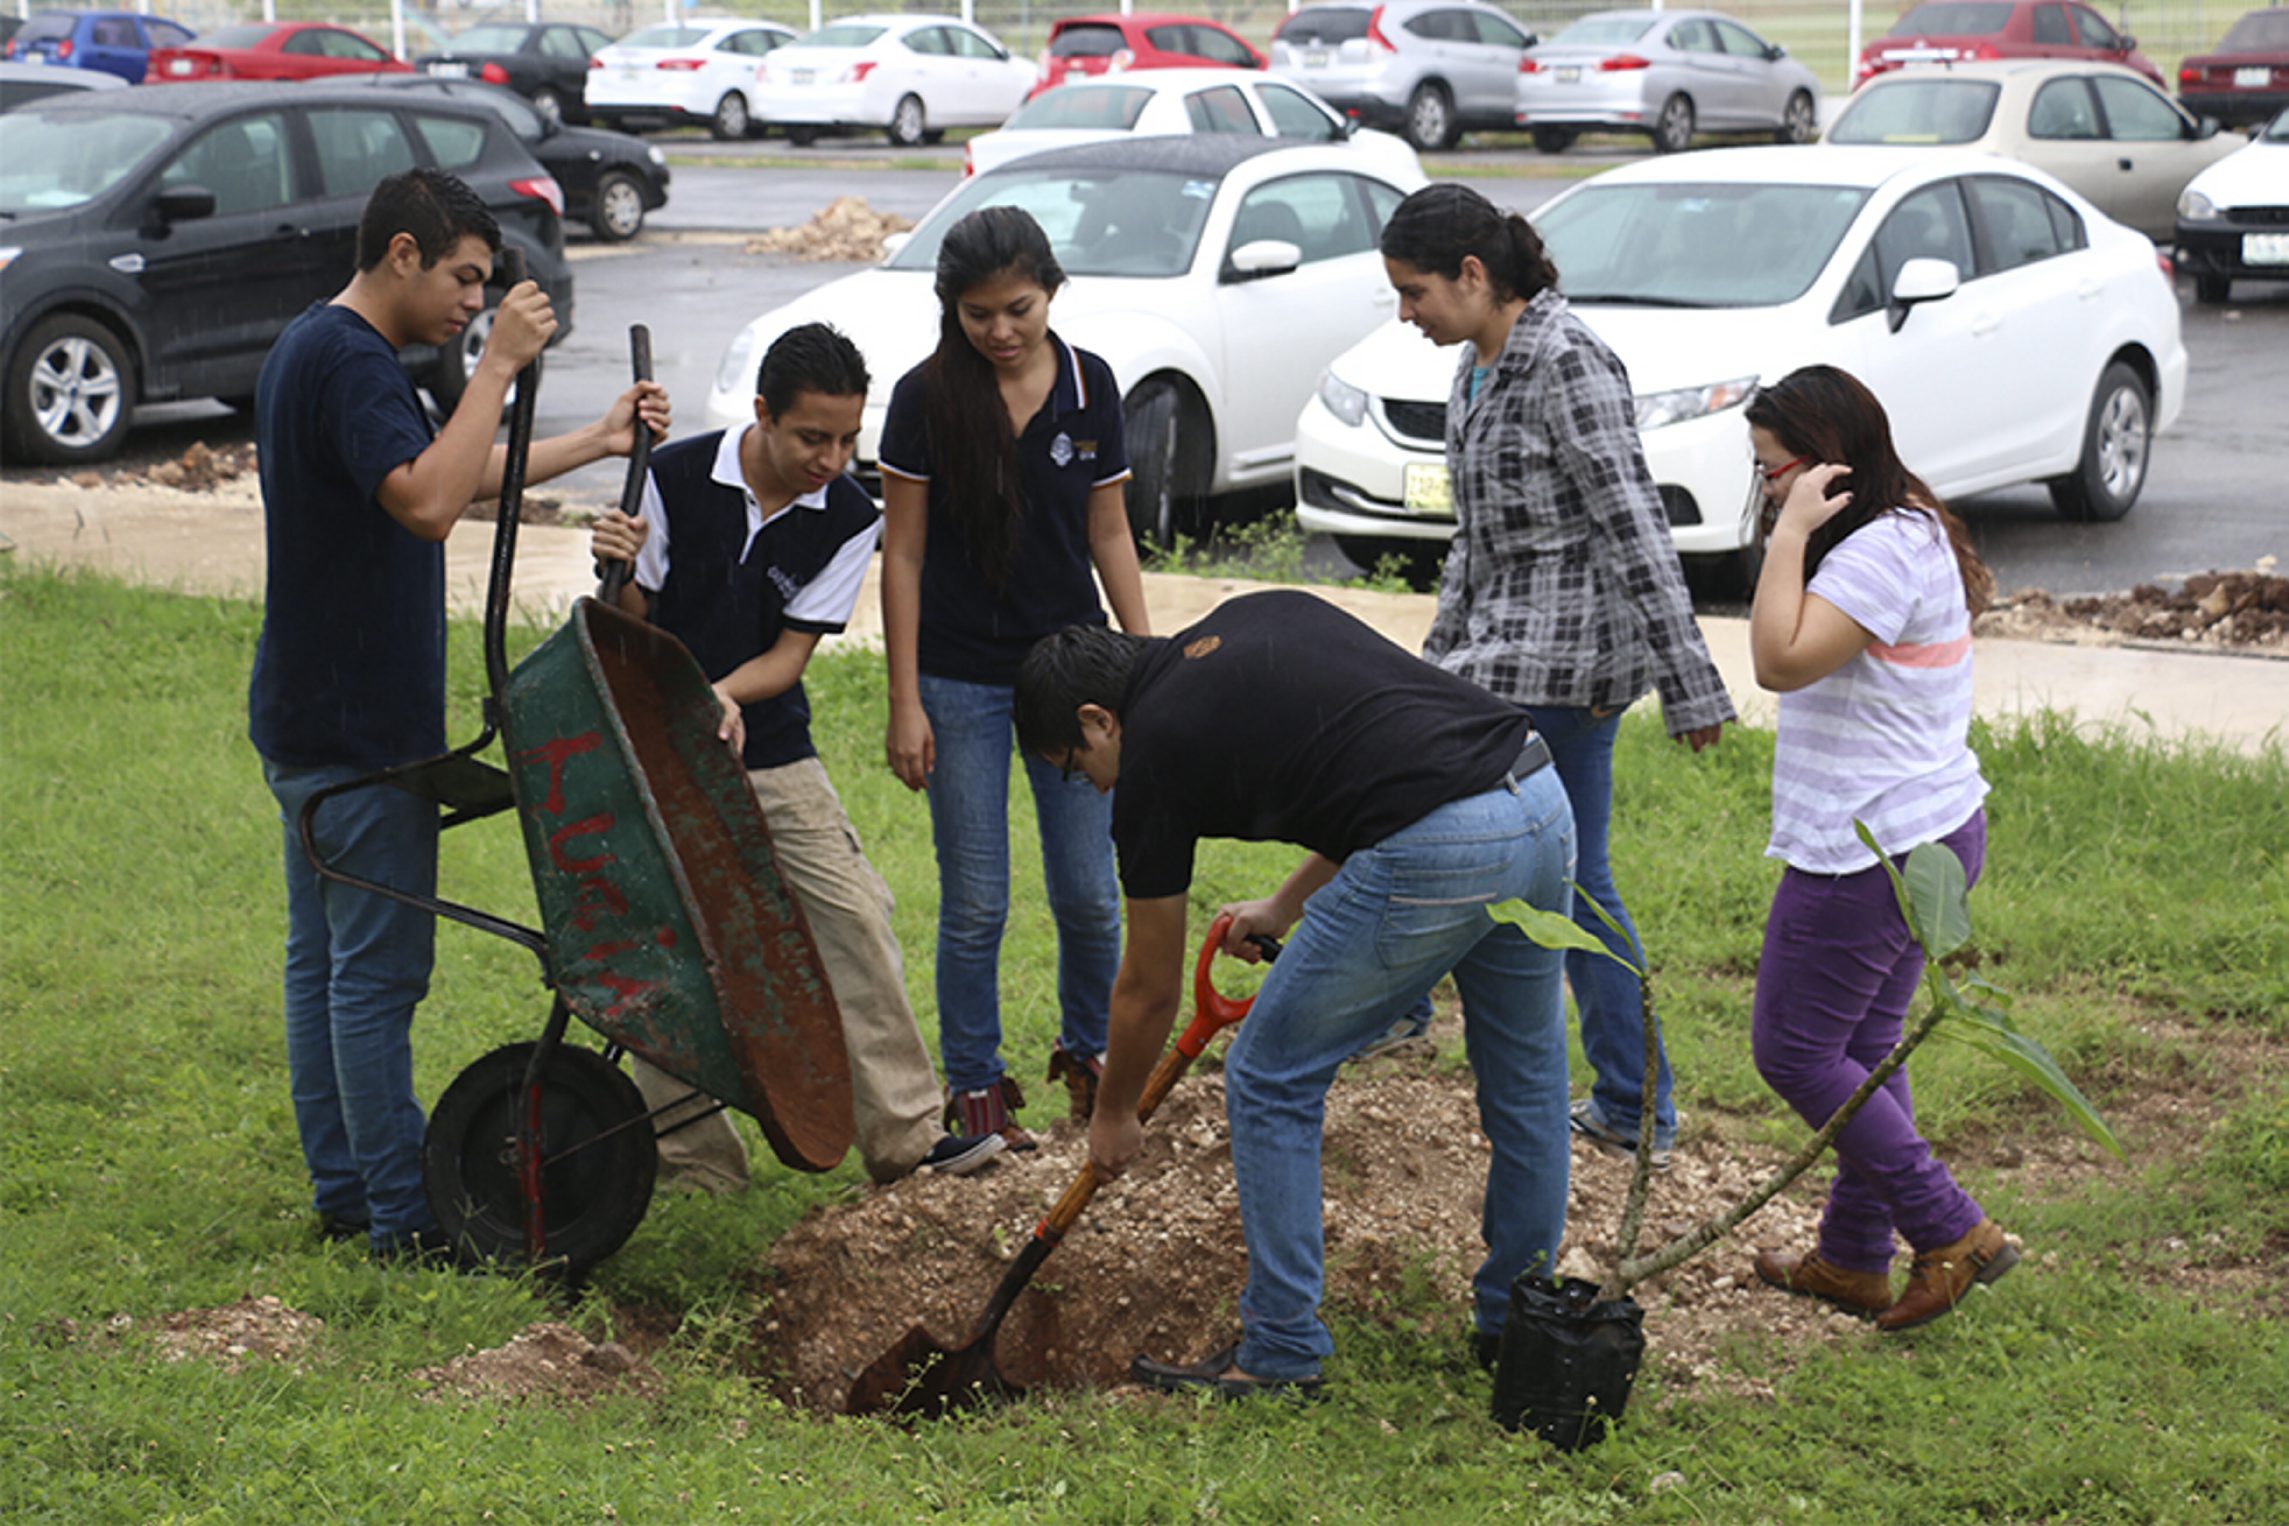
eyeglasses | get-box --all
[1760,455,1809,483]
[1058,747,1082,785]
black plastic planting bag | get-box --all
[1490,1275,1645,1451]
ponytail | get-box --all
[1379,183,1558,303]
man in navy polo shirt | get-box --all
[250,168,667,1262]
[588,322,1002,1188]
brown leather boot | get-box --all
[1753,1248,1896,1317]
[1876,1220,2019,1332]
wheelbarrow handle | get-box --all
[1032,912,1275,1242]
[598,323,653,607]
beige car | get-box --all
[1826,59,2240,243]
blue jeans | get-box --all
[918,673,1119,1093]
[1527,704,1676,1149]
[1223,770,1575,1380]
[265,760,441,1250]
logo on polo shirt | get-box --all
[1048,433,1101,468]
[766,564,799,601]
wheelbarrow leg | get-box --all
[518,994,574,1265]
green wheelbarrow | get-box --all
[296,312,853,1275]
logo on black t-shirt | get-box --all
[1184,636,1222,660]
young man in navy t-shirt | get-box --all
[587,323,1002,1188]
[249,168,667,1261]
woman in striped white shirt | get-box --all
[1741,365,2019,1334]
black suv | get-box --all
[0,81,574,465]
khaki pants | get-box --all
[633,756,943,1188]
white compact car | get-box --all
[704,136,1427,543]
[1294,146,2186,581]
[583,17,796,140]
[755,14,1035,146]
[963,67,1418,181]
[2174,106,2289,303]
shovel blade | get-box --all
[845,1323,1023,1418]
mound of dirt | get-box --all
[412,1321,658,1405]
[754,1027,1861,1414]
[1978,567,2289,654]
[744,197,914,263]
[148,1294,324,1373]
[65,441,256,495]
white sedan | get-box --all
[2175,107,2289,302]
[963,67,1418,181]
[583,17,796,140]
[754,14,1035,146]
[704,136,1427,543]
[1294,147,2186,582]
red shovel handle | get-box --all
[1176,912,1278,1059]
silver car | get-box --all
[1270,0,1539,151]
[1515,8,1821,154]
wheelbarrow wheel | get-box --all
[423,1041,658,1277]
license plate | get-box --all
[1304,48,1330,68]
[2243,231,2289,266]
[1402,462,1452,514]
[166,58,194,76]
[1556,66,1580,83]
[790,68,814,85]
[2235,66,2272,87]
[427,61,468,78]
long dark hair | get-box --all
[1379,183,1558,305]
[1745,365,1993,615]
[924,206,1066,590]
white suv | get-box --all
[1270,0,1539,150]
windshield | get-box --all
[1829,79,1999,143]
[890,165,1219,279]
[790,24,886,50]
[1004,85,1153,131]
[1277,8,1369,45]
[451,25,533,53]
[1051,24,1127,58]
[203,24,277,49]
[18,15,74,42]
[2268,109,2289,143]
[619,25,707,49]
[1888,3,2013,37]
[0,111,173,216]
[1537,182,1870,308]
[2222,12,2289,52]
[1550,18,1657,48]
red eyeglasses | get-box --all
[1760,455,1810,483]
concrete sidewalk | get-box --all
[3,480,2281,757]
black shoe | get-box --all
[1132,1343,1325,1401]
[920,1131,1006,1176]
[1473,1329,1501,1373]
[316,1211,370,1244]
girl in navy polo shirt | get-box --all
[878,205,1151,1150]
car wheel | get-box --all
[2047,361,2150,523]
[786,125,820,147]
[1122,380,1194,549]
[428,305,539,416]
[1653,93,1694,153]
[887,94,926,147]
[711,90,751,141]
[531,86,566,130]
[2194,272,2232,304]
[1776,89,1814,144]
[2,312,137,466]
[591,169,646,242]
[1529,125,1576,154]
[1404,82,1456,151]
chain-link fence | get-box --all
[13,2,2270,97]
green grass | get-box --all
[3,565,2286,1523]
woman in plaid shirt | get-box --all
[1379,184,1736,1169]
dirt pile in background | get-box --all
[753,1028,1857,1414]
[1979,568,2289,654]
[412,1321,658,1404]
[744,197,914,263]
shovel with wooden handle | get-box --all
[845,913,1278,1418]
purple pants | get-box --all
[1751,812,1988,1274]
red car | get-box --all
[1028,11,1264,101]
[1854,2,2161,89]
[146,21,412,83]
[2179,8,2289,128]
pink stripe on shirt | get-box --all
[1867,632,1973,670]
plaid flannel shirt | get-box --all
[1421,289,1736,736]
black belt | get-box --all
[1507,733,1553,784]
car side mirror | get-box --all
[879,231,912,261]
[1767,43,1786,61]
[1887,256,1958,332]
[2195,115,2220,140]
[144,184,216,234]
[1224,238,1302,282]
[2117,35,2137,53]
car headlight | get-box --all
[1634,375,1758,431]
[1316,370,1369,429]
[647,145,666,166]
[0,246,20,275]
[2177,188,2219,222]
[714,325,760,399]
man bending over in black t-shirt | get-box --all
[1014,590,1577,1397]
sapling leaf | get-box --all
[1937,1021,2127,1161]
[1488,899,1637,972]
[1903,841,1972,960]
[1570,886,1647,970]
[1860,821,1928,947]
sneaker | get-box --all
[919,1131,1006,1177]
[1046,1043,1105,1123]
[1569,1097,1675,1171]
[1132,1342,1325,1402]
[1876,1220,2020,1332]
[944,1074,1037,1153]
[1351,996,1435,1063]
